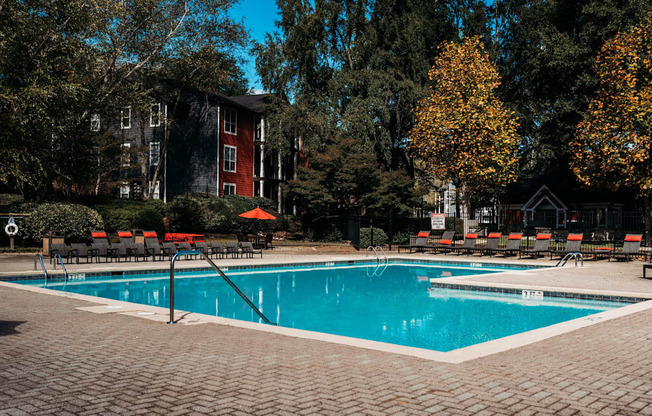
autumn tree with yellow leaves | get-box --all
[571,13,652,237]
[409,36,520,209]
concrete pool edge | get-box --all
[2,277,651,364]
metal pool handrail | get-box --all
[556,252,583,267]
[366,245,388,264]
[168,250,274,325]
[34,254,48,284]
[52,252,69,281]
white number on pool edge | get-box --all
[522,290,544,300]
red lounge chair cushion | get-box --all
[508,233,523,240]
[91,231,107,239]
[440,239,452,245]
[624,235,642,242]
[417,231,430,238]
[536,234,551,240]
[567,234,583,241]
[143,231,158,238]
[487,233,502,239]
[465,233,478,239]
[117,231,132,238]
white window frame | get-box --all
[224,108,237,135]
[90,114,100,132]
[120,182,130,199]
[121,106,131,129]
[121,142,131,167]
[152,181,160,200]
[223,183,236,196]
[224,145,236,173]
[149,141,160,166]
[150,103,162,127]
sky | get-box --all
[230,0,281,93]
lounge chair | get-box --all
[430,231,456,253]
[451,233,478,255]
[70,243,97,263]
[398,231,432,253]
[118,231,147,261]
[50,243,77,264]
[177,242,194,260]
[161,242,178,259]
[550,234,583,259]
[609,234,643,262]
[210,242,226,259]
[194,241,210,258]
[226,242,240,258]
[490,233,522,257]
[91,230,119,262]
[143,231,162,261]
[519,233,552,258]
[240,242,262,258]
[475,232,501,256]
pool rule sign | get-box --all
[431,213,445,230]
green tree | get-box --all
[495,0,652,185]
[285,137,421,221]
[571,13,652,239]
[254,0,455,164]
[0,0,248,199]
[409,37,520,207]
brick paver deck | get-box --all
[1,253,652,415]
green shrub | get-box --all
[166,196,204,232]
[360,227,388,248]
[22,203,104,243]
[166,193,279,234]
[391,231,411,245]
[320,226,343,242]
[93,199,165,235]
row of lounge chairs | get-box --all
[398,232,644,261]
[49,230,262,264]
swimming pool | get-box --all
[9,260,626,352]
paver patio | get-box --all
[1,251,651,415]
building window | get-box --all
[152,181,160,200]
[121,106,131,129]
[150,103,162,127]
[255,116,262,141]
[149,141,160,166]
[224,145,236,172]
[121,142,131,167]
[224,108,237,135]
[90,114,100,132]
[120,182,130,199]
[223,183,236,196]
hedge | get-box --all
[21,203,104,243]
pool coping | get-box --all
[4,257,652,364]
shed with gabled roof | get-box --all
[521,185,568,229]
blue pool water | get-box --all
[13,261,622,352]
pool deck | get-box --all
[1,250,652,414]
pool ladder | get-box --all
[366,246,388,277]
[366,245,388,264]
[556,252,583,267]
[168,250,275,325]
[34,253,69,285]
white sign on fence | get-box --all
[431,213,445,230]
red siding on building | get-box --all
[220,106,254,197]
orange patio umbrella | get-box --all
[239,207,276,220]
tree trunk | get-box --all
[147,92,182,201]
